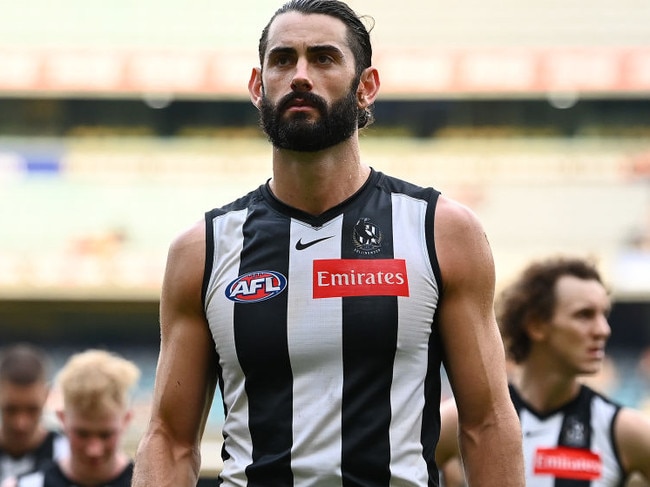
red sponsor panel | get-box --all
[534,447,602,480]
[313,259,409,298]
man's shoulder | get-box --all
[374,170,439,199]
[17,462,68,487]
[209,184,266,216]
[15,469,46,487]
[578,383,622,410]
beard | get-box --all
[259,85,359,152]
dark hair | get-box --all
[0,343,50,385]
[258,0,375,128]
[497,257,604,363]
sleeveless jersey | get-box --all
[203,169,444,486]
[510,384,625,487]
[0,431,69,483]
[15,461,133,487]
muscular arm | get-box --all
[435,197,524,487]
[616,407,650,482]
[132,221,218,487]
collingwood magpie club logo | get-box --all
[562,417,587,447]
[353,217,382,255]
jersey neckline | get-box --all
[260,167,381,227]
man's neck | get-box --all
[514,363,581,414]
[0,426,48,457]
[269,140,370,215]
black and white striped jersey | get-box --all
[0,432,69,484]
[15,461,133,487]
[510,384,624,487]
[203,169,444,486]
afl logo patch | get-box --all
[225,270,287,303]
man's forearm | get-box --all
[460,415,524,487]
[131,432,201,487]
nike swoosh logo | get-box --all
[524,430,546,438]
[295,235,335,250]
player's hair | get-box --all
[56,349,140,414]
[0,343,50,385]
[497,256,604,363]
[258,0,375,128]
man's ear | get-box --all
[526,319,548,343]
[248,67,263,109]
[356,66,380,109]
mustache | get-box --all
[278,91,328,113]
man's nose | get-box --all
[291,59,312,91]
[14,412,34,432]
[85,437,105,457]
[595,314,611,338]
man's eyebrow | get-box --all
[267,44,345,57]
[268,46,296,58]
[306,44,345,57]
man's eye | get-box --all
[577,309,595,319]
[316,55,333,64]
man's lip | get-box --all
[286,104,313,111]
[286,99,312,108]
[283,102,317,115]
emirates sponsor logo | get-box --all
[313,259,409,298]
[534,447,602,480]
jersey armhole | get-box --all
[425,189,443,303]
[201,210,217,309]
[609,406,627,483]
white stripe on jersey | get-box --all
[52,435,69,461]
[288,215,345,485]
[17,471,45,487]
[388,193,437,485]
[206,208,252,487]
[1,456,33,483]
[520,410,564,487]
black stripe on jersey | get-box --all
[340,189,396,487]
[421,190,443,487]
[423,322,443,487]
[235,205,294,487]
[33,431,56,468]
[202,209,217,308]
[555,387,592,487]
[424,190,442,301]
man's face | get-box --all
[545,276,611,376]
[0,380,48,454]
[59,405,129,481]
[260,84,358,152]
[257,12,361,152]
